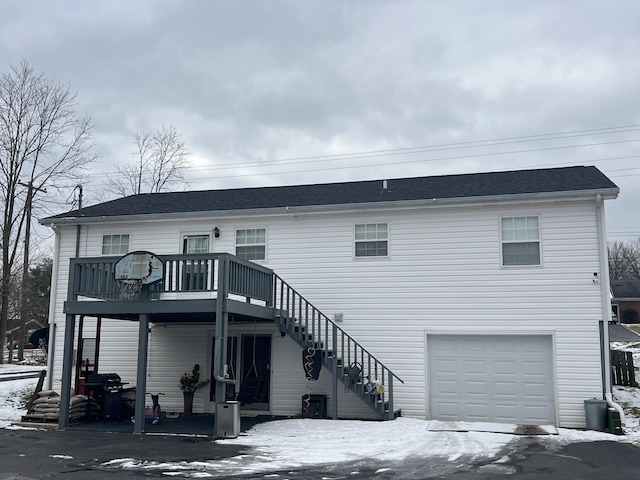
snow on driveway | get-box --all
[1,362,638,478]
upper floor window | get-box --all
[501,216,540,266]
[355,223,388,257]
[102,234,129,255]
[236,228,266,261]
[183,235,209,254]
[182,235,210,290]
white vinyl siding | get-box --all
[354,223,388,257]
[49,200,606,427]
[236,228,266,261]
[501,216,541,266]
[101,234,129,255]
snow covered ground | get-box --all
[611,339,640,437]
[2,350,640,477]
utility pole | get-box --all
[17,181,46,361]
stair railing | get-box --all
[273,274,403,418]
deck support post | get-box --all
[133,313,149,434]
[58,314,76,430]
[387,373,394,420]
[332,327,338,419]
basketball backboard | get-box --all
[114,251,164,285]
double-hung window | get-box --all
[355,223,388,257]
[102,234,129,255]
[501,216,541,266]
[183,235,209,254]
[183,234,209,290]
[236,229,266,261]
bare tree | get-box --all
[0,59,95,363]
[609,240,628,280]
[608,237,640,280]
[105,125,190,198]
[626,238,640,279]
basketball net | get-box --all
[117,278,143,300]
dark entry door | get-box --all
[237,335,271,411]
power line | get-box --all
[86,139,640,188]
[85,124,640,180]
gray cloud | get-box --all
[1,0,638,238]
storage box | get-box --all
[302,394,327,418]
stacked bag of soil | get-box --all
[23,391,101,422]
[70,394,102,421]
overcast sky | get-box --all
[1,0,638,240]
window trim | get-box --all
[182,233,211,254]
[353,222,389,259]
[101,233,130,256]
[500,215,542,267]
[235,227,267,262]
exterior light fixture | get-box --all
[214,227,220,238]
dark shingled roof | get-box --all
[611,280,640,299]
[44,166,617,221]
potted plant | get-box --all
[179,364,210,416]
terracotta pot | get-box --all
[183,392,194,416]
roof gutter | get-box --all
[40,187,620,226]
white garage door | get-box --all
[428,334,556,425]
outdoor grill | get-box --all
[85,373,125,420]
[87,373,123,392]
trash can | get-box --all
[584,398,607,431]
[215,401,240,439]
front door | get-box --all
[238,335,271,412]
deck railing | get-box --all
[67,253,274,304]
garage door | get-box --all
[428,334,556,425]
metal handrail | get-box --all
[273,274,403,385]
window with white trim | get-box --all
[501,216,541,266]
[102,234,129,255]
[236,228,266,261]
[182,235,210,291]
[183,235,209,254]
[355,223,388,257]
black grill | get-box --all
[87,373,123,392]
[85,373,124,420]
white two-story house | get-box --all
[41,165,619,433]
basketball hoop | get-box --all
[114,251,164,300]
[116,278,144,300]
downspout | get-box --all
[214,256,235,394]
[45,224,61,390]
[596,194,625,424]
[75,185,82,258]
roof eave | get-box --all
[39,187,620,226]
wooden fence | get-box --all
[611,349,638,387]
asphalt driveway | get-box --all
[1,428,640,479]
[609,324,640,342]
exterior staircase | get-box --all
[65,253,403,421]
[272,274,403,420]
